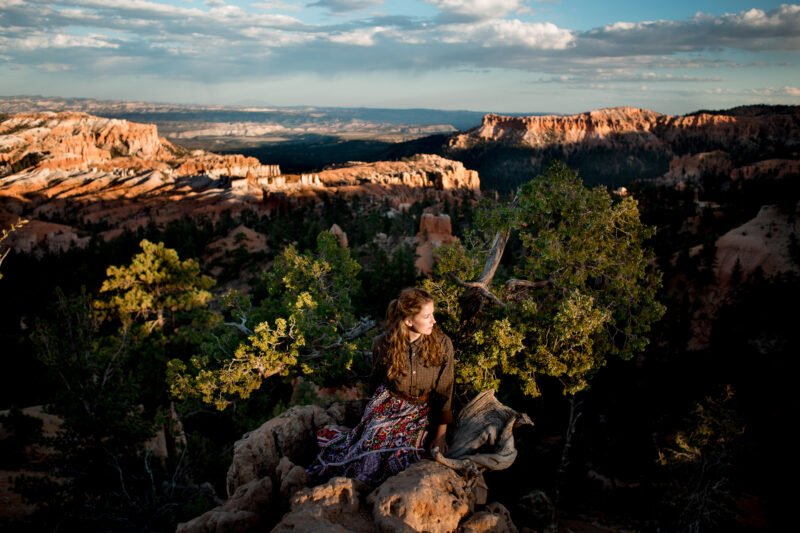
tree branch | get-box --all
[505,278,551,291]
[224,316,254,336]
[473,229,510,288]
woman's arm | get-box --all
[431,423,448,453]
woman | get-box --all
[307,287,454,486]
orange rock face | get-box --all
[449,106,800,155]
[0,112,481,253]
[0,112,279,178]
[415,213,458,275]
[316,154,480,191]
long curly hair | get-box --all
[382,287,444,381]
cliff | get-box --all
[450,106,799,154]
[447,105,800,190]
[0,112,480,253]
[0,112,280,178]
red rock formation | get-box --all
[314,154,479,191]
[449,106,800,155]
[0,112,279,179]
[663,151,733,182]
[0,112,480,253]
[415,212,458,275]
[715,203,800,289]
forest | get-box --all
[1,158,797,532]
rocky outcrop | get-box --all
[715,203,800,289]
[368,461,472,532]
[450,107,665,152]
[0,112,279,179]
[685,202,800,350]
[460,502,517,533]
[317,154,479,191]
[450,106,800,155]
[446,105,799,192]
[180,390,531,532]
[0,112,481,254]
[271,477,375,532]
[226,404,338,497]
[415,213,458,275]
[662,151,733,183]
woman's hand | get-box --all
[430,424,448,454]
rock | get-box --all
[178,509,262,533]
[271,477,374,533]
[368,460,470,533]
[330,223,349,248]
[1,113,481,253]
[516,490,555,532]
[177,477,273,533]
[226,404,338,497]
[276,456,308,506]
[415,213,458,275]
[460,502,517,533]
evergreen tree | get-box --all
[427,161,665,397]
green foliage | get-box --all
[96,239,215,333]
[17,242,222,531]
[657,385,746,532]
[170,230,373,410]
[435,162,665,398]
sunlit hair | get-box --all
[382,287,443,381]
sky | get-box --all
[0,0,798,114]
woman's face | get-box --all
[405,300,436,338]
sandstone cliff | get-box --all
[0,112,480,253]
[450,106,799,155]
[447,105,800,190]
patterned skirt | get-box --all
[306,385,430,486]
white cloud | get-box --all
[442,19,574,49]
[426,0,524,21]
[328,26,386,46]
[37,63,73,72]
[12,32,118,50]
[0,0,797,105]
[586,4,800,53]
[306,0,383,14]
[253,1,303,11]
[784,86,800,96]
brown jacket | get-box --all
[370,328,455,424]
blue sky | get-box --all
[0,0,798,114]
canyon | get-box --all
[0,112,478,254]
[1,100,798,531]
[446,104,800,191]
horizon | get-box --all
[0,1,799,114]
[2,93,795,118]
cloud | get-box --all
[3,32,119,51]
[327,26,387,46]
[306,0,383,14]
[0,0,797,94]
[440,19,574,48]
[784,86,800,96]
[253,1,303,11]
[426,0,525,21]
[582,4,800,55]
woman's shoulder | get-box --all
[432,327,453,353]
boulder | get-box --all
[271,477,374,533]
[177,477,273,533]
[368,460,470,533]
[460,502,518,533]
[226,404,339,496]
